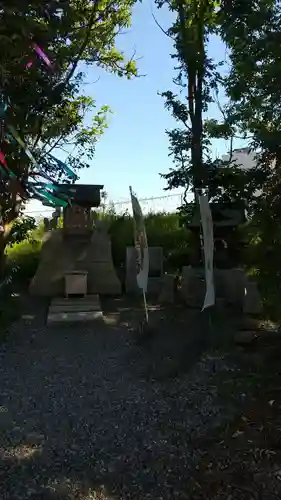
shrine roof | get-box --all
[188,202,246,227]
[56,184,104,207]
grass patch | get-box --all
[0,237,41,342]
[5,238,41,284]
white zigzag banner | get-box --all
[198,194,215,310]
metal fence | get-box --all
[105,192,184,215]
[25,192,185,220]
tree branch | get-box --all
[39,134,66,160]
[151,9,174,40]
[32,1,101,151]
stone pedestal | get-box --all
[159,273,175,304]
[215,268,246,308]
[243,280,262,315]
[125,246,163,295]
[65,271,88,297]
[181,266,247,309]
[181,266,205,307]
[30,226,121,296]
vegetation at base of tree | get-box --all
[4,211,191,281]
[2,209,259,284]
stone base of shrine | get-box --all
[181,266,262,314]
[29,229,122,297]
[47,295,103,325]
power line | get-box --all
[111,192,184,206]
[24,192,185,216]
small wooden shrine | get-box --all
[56,184,103,236]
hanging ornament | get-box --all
[25,60,34,69]
[0,206,4,235]
[48,153,78,180]
[31,43,53,69]
[0,102,7,119]
[29,170,57,183]
[32,186,69,207]
[7,125,41,170]
[0,151,8,169]
[0,152,17,178]
[5,133,18,145]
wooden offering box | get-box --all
[64,271,88,297]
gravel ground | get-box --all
[0,297,237,500]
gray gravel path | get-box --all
[0,298,236,500]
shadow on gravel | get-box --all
[0,449,116,499]
[0,294,244,500]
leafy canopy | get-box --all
[0,0,137,221]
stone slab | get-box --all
[181,266,205,308]
[215,268,246,307]
[181,266,247,308]
[243,281,262,315]
[64,270,88,275]
[49,304,100,312]
[148,247,164,277]
[126,277,162,296]
[47,310,103,324]
[159,274,175,304]
[51,296,100,306]
[47,295,102,325]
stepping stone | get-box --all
[47,294,103,325]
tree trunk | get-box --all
[178,0,207,197]
[0,233,7,278]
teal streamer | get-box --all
[32,186,69,207]
[33,182,59,192]
[29,179,72,206]
[32,182,70,202]
[0,102,7,118]
[5,133,18,145]
[0,165,8,177]
[0,163,16,179]
[48,153,78,179]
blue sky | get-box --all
[27,1,246,214]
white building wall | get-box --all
[221,148,259,170]
[222,147,264,199]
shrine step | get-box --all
[47,295,103,325]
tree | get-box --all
[7,216,37,246]
[156,0,267,224]
[218,0,281,316]
[155,0,220,200]
[0,0,138,269]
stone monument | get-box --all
[30,184,121,296]
[125,246,163,295]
